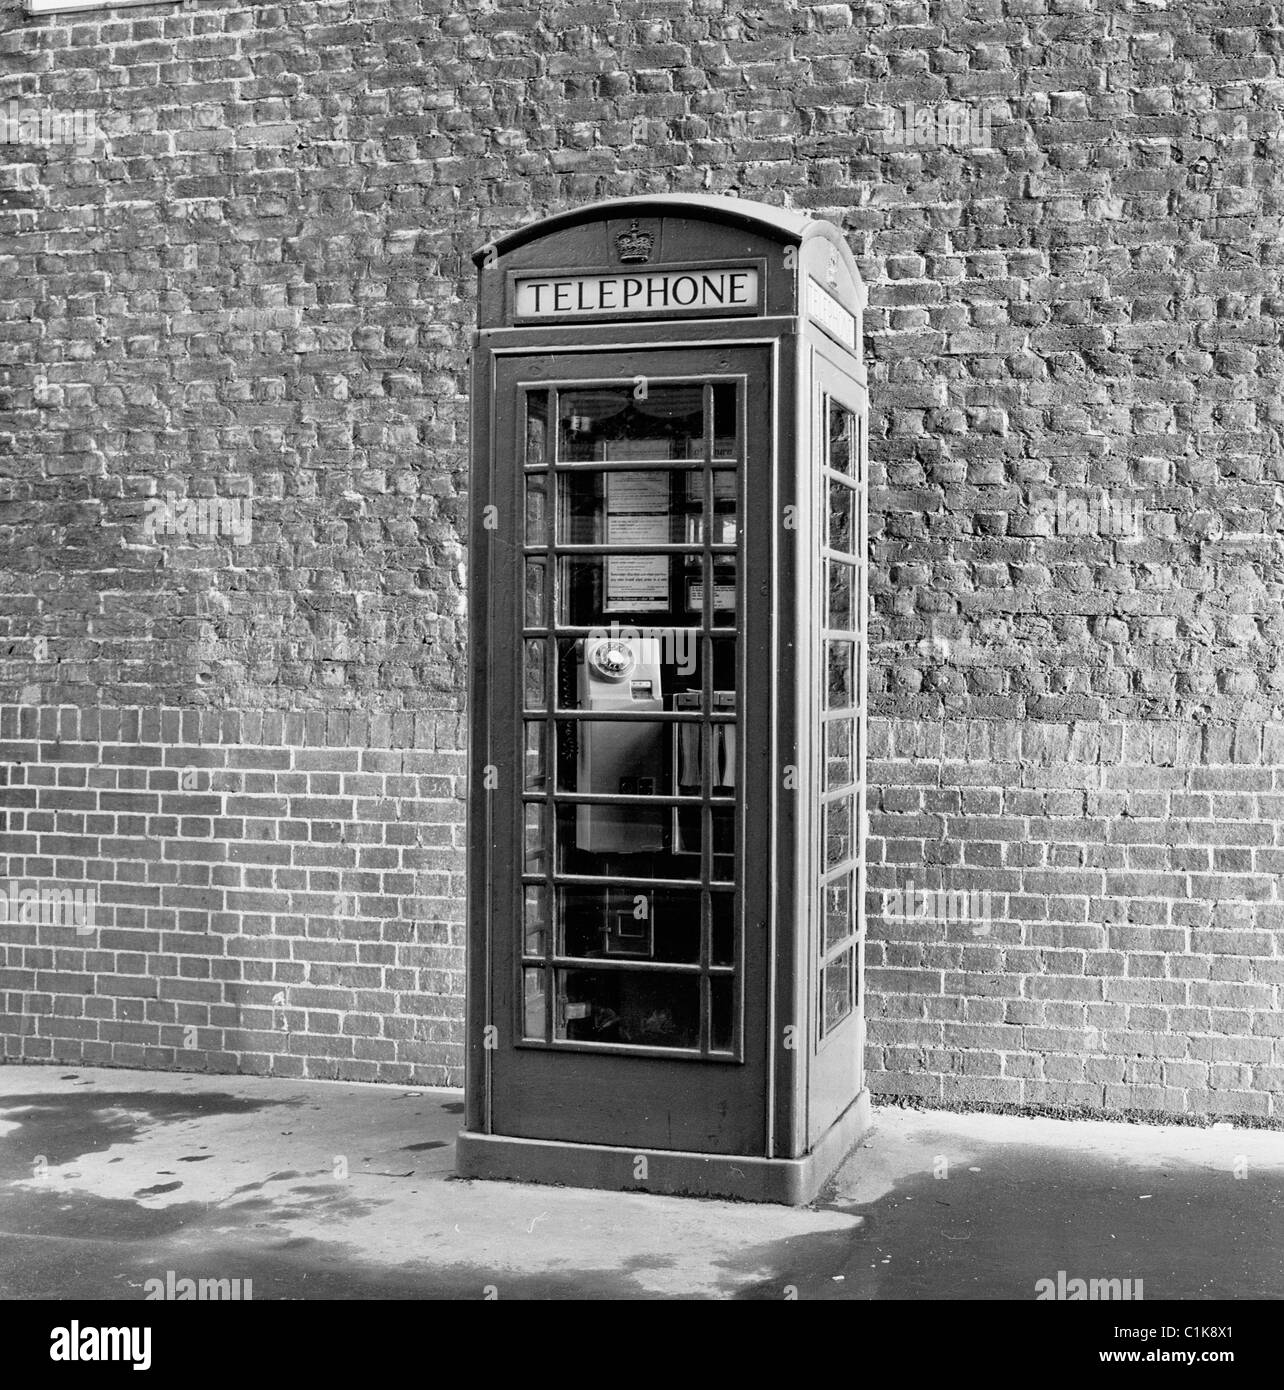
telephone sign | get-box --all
[460,194,870,1204]
[514,266,761,321]
[806,276,858,352]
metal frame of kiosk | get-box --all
[458,194,869,1204]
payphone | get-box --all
[460,194,869,1203]
[575,634,665,853]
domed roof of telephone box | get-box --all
[474,193,860,286]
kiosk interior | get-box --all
[460,194,869,1204]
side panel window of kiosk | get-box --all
[520,380,740,1058]
[819,397,862,1039]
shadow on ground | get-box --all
[1,1069,1281,1299]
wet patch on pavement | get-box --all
[0,1089,299,1178]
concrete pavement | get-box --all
[0,1065,1281,1299]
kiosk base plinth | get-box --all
[456,1089,870,1206]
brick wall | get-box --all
[0,703,466,1083]
[867,720,1284,1122]
[1,0,1282,1120]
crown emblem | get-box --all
[616,220,655,263]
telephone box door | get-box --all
[483,345,772,1154]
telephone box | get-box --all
[458,194,869,1204]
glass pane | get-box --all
[556,633,709,712]
[523,968,546,1039]
[525,391,549,467]
[828,399,852,476]
[828,478,853,553]
[554,802,693,879]
[672,803,700,858]
[524,885,548,955]
[713,381,738,459]
[555,968,700,1048]
[858,472,867,559]
[681,469,737,544]
[685,559,737,628]
[525,474,548,545]
[524,804,546,875]
[822,949,853,1034]
[556,718,671,798]
[824,717,853,791]
[524,721,547,791]
[553,803,707,882]
[559,555,684,625]
[823,872,853,953]
[827,559,855,632]
[711,893,734,965]
[525,559,546,627]
[558,885,701,964]
[524,639,546,710]
[707,639,738,706]
[558,469,701,545]
[824,796,852,871]
[711,804,735,881]
[826,640,854,709]
[558,384,706,463]
[710,974,734,1052]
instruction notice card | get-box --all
[606,471,670,612]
